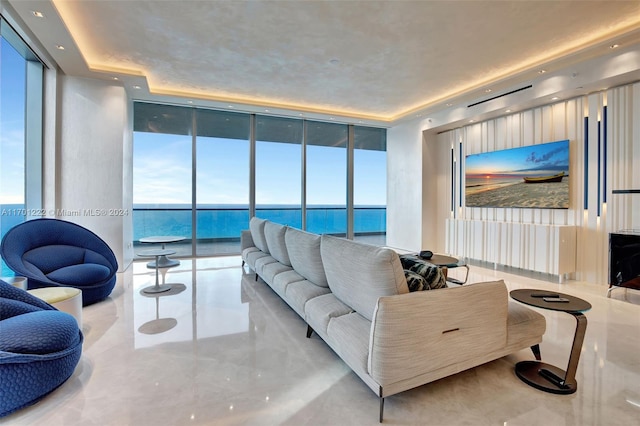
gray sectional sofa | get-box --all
[241,217,546,422]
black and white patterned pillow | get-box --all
[404,270,428,291]
[399,254,447,291]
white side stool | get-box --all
[28,287,83,329]
[0,276,28,290]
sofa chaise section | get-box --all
[317,234,545,421]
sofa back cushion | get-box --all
[320,235,408,321]
[264,221,291,266]
[249,217,269,253]
[285,227,328,287]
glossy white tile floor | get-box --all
[3,256,639,425]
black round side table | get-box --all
[510,289,592,394]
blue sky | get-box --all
[465,140,569,178]
[133,132,387,206]
[0,37,26,204]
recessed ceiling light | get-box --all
[228,105,234,108]
[551,96,559,100]
[264,109,270,113]
[469,119,475,123]
[446,103,453,107]
[610,44,620,49]
[298,113,304,116]
[187,100,193,104]
[55,45,65,50]
[32,11,45,18]
[505,109,512,113]
[538,69,547,74]
[485,89,492,93]
[132,85,141,89]
[112,77,119,81]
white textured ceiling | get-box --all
[6,0,640,124]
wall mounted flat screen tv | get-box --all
[465,139,570,209]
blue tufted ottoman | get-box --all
[0,280,83,417]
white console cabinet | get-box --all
[446,219,576,282]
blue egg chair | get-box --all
[0,279,83,417]
[0,218,118,306]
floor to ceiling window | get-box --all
[195,109,250,256]
[353,126,387,245]
[255,115,303,228]
[305,121,347,236]
[132,102,386,257]
[0,18,44,276]
[133,103,193,256]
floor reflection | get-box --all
[138,283,186,335]
[3,255,639,426]
[132,258,249,349]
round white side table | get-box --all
[138,248,177,294]
[139,236,185,268]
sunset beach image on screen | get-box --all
[464,140,570,209]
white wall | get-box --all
[387,119,424,251]
[387,117,449,252]
[51,76,133,271]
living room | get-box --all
[1,1,640,425]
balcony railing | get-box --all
[133,205,386,256]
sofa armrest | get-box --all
[240,229,255,251]
[368,280,508,387]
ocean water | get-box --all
[1,204,386,276]
[1,204,29,277]
[132,205,386,240]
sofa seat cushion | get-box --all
[254,255,278,277]
[399,255,446,290]
[320,235,408,321]
[0,310,80,354]
[284,280,331,318]
[46,263,111,286]
[285,227,328,287]
[242,246,261,262]
[272,270,305,297]
[305,293,353,337]
[244,249,269,270]
[264,221,291,266]
[249,217,269,253]
[261,262,293,286]
[327,312,371,376]
[506,301,546,346]
[23,245,87,274]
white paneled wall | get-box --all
[447,219,576,281]
[442,81,640,285]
